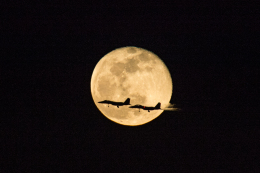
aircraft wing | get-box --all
[129,104,144,108]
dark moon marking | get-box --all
[127,47,137,54]
[145,66,153,72]
[129,93,147,105]
[119,74,127,83]
[125,58,140,73]
[110,62,125,76]
[138,52,150,62]
[97,76,116,98]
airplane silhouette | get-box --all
[129,102,161,112]
[98,98,130,108]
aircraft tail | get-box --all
[124,98,130,105]
[155,102,161,109]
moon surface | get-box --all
[91,47,172,126]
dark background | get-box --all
[1,1,259,172]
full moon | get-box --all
[91,47,172,126]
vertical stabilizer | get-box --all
[124,98,130,105]
[155,102,161,109]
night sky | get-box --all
[2,1,259,172]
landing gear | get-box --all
[148,110,150,112]
[117,106,119,108]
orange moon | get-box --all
[91,47,172,126]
